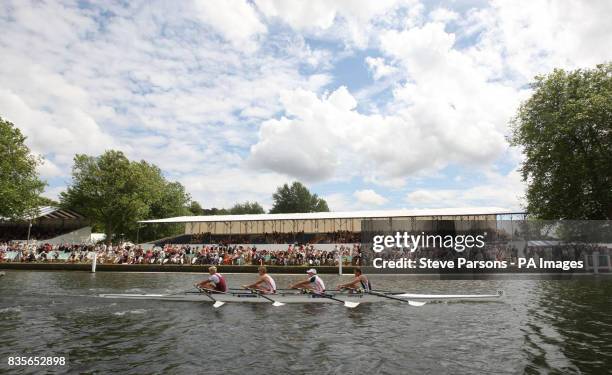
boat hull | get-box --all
[99,290,503,303]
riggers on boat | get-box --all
[99,289,504,309]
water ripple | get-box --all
[0,272,610,374]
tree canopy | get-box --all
[269,182,329,213]
[189,201,264,216]
[60,150,191,243]
[0,117,46,220]
[228,201,265,215]
[188,201,205,215]
[510,63,612,219]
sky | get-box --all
[1,0,611,212]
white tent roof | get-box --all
[1,206,85,221]
[139,207,523,224]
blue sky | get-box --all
[1,0,610,212]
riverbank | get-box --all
[1,262,609,277]
[0,262,354,274]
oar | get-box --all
[304,289,359,308]
[248,288,285,307]
[197,287,225,308]
[169,287,199,296]
[367,290,426,307]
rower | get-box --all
[289,268,325,294]
[242,266,277,294]
[196,266,228,293]
[336,267,371,292]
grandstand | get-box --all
[140,207,525,246]
[0,206,91,244]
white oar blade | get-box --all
[272,301,285,307]
[213,301,225,308]
[344,301,360,308]
[408,300,426,307]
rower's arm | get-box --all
[290,279,310,289]
[243,277,264,289]
[196,280,214,289]
[337,277,360,290]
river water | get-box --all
[0,271,610,374]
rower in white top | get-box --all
[289,268,325,293]
[336,267,371,292]
[242,266,277,294]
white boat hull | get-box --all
[99,290,503,304]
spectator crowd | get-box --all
[185,230,360,246]
[0,241,362,267]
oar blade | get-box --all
[344,301,360,308]
[213,301,225,308]
[408,300,426,307]
[272,301,285,307]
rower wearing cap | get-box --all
[196,266,228,292]
[289,268,325,294]
[336,267,371,292]
[242,266,277,294]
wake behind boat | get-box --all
[99,288,504,308]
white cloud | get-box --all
[429,8,459,23]
[180,168,289,210]
[322,192,352,212]
[194,0,267,51]
[1,0,611,211]
[254,0,410,47]
[353,189,388,206]
[405,170,526,210]
[463,0,612,81]
[365,57,397,80]
[0,0,327,206]
[0,87,115,164]
[249,82,513,185]
[37,158,63,179]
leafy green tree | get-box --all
[201,207,228,215]
[133,164,191,241]
[189,201,204,215]
[37,196,59,206]
[269,182,329,213]
[510,63,612,220]
[0,117,46,220]
[229,201,265,215]
[60,150,191,243]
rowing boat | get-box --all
[99,289,504,305]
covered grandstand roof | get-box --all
[0,206,86,221]
[139,207,524,224]
[1,206,86,223]
[35,206,86,220]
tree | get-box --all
[510,63,612,220]
[37,196,59,206]
[269,182,329,213]
[60,150,191,243]
[189,201,204,215]
[229,201,265,215]
[0,117,46,220]
[202,207,230,215]
[135,170,191,241]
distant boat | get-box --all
[0,271,5,277]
